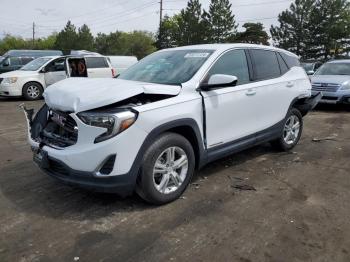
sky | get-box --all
[0,0,293,39]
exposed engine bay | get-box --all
[25,93,173,148]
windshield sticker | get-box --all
[184,53,210,58]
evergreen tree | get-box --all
[235,23,270,45]
[203,0,238,43]
[270,0,315,59]
[77,24,94,51]
[309,0,350,60]
[54,21,79,53]
[177,0,206,45]
[156,15,181,49]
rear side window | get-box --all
[21,57,34,65]
[85,57,108,68]
[206,49,250,85]
[280,53,300,68]
[250,49,280,80]
[277,53,289,74]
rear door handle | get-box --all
[246,88,256,96]
[286,81,294,88]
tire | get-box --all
[136,132,195,205]
[22,82,43,101]
[271,108,303,151]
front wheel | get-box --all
[23,82,43,100]
[136,132,195,205]
[271,108,303,151]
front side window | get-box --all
[205,49,250,85]
[9,57,21,66]
[119,49,214,85]
[315,63,350,76]
[85,57,108,68]
[250,49,281,80]
[20,57,52,71]
[46,58,65,72]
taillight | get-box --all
[111,68,116,77]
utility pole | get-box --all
[32,22,35,48]
[159,0,163,43]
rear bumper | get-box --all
[297,92,322,115]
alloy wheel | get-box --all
[27,85,40,99]
[283,115,300,145]
[153,146,189,194]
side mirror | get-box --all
[307,70,315,75]
[200,74,238,91]
[2,60,9,67]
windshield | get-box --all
[301,63,314,71]
[315,63,350,76]
[118,49,214,85]
[20,57,52,71]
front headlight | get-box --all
[341,81,350,90]
[78,110,137,143]
[2,77,18,85]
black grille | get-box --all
[41,110,78,148]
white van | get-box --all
[108,56,138,75]
[0,55,114,100]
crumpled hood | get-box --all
[43,78,181,112]
[311,75,350,85]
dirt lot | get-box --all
[0,97,349,262]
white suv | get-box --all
[23,44,320,204]
[0,55,114,100]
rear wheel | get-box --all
[23,82,43,100]
[136,133,195,205]
[271,108,303,151]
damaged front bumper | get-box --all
[20,104,147,196]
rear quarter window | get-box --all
[85,57,109,68]
[250,49,281,80]
[280,53,300,68]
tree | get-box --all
[54,21,79,53]
[203,0,238,43]
[77,24,94,51]
[177,0,206,45]
[121,31,157,59]
[270,0,315,59]
[156,15,181,49]
[309,0,350,60]
[95,31,156,59]
[235,23,270,45]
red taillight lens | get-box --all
[111,68,116,77]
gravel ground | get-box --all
[0,98,349,262]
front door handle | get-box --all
[286,81,294,88]
[246,88,256,96]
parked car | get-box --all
[0,55,114,100]
[301,61,323,75]
[23,44,320,204]
[108,56,138,75]
[0,50,63,74]
[311,59,350,104]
